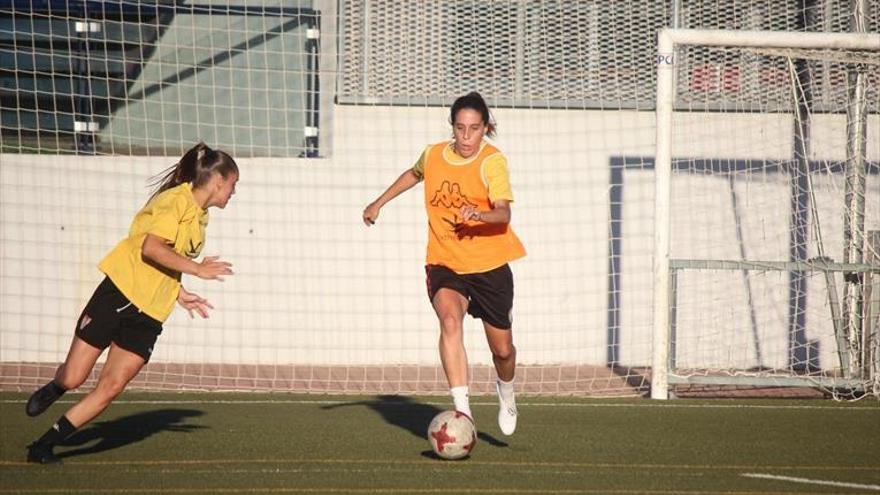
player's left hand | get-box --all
[177,287,214,318]
[459,204,481,222]
[363,202,381,226]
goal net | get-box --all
[652,29,880,399]
[1,2,878,399]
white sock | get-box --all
[450,386,472,418]
[497,377,515,403]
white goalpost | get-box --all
[652,29,880,399]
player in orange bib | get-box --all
[23,143,239,463]
[363,92,525,435]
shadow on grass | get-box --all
[322,395,507,448]
[57,408,206,459]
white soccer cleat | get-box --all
[496,381,518,436]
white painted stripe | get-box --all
[1,398,878,411]
[741,473,880,491]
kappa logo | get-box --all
[430,181,475,210]
[79,314,92,330]
[431,181,478,235]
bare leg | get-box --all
[431,288,470,387]
[64,343,145,428]
[26,336,104,418]
[485,321,518,435]
[54,335,104,390]
[484,322,516,382]
[27,343,144,463]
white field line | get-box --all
[741,473,880,491]
[1,398,878,411]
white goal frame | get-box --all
[651,29,880,400]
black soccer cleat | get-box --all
[26,442,62,464]
[26,382,64,417]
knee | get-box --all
[493,343,516,362]
[438,314,463,335]
[55,368,88,391]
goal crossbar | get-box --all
[658,29,880,51]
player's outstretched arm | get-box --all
[142,234,234,280]
[459,199,511,224]
[363,169,421,226]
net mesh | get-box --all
[664,42,879,399]
[1,1,878,398]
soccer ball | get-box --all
[427,410,476,460]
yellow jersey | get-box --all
[98,183,208,322]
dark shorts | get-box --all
[425,264,515,330]
[75,277,163,363]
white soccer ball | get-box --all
[427,410,476,460]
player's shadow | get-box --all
[321,395,508,453]
[57,408,206,459]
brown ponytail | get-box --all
[147,142,238,203]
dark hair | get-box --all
[449,91,496,137]
[147,142,238,203]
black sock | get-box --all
[36,415,76,446]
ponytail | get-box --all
[147,142,238,203]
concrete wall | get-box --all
[1,106,878,373]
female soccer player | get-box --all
[25,143,239,463]
[363,92,525,435]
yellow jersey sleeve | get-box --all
[482,153,514,204]
[141,192,187,243]
[411,146,430,180]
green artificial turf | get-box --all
[1,392,878,494]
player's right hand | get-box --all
[363,203,380,226]
[196,255,234,281]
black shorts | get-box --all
[75,277,163,363]
[425,264,515,330]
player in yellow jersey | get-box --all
[363,92,525,435]
[24,143,239,463]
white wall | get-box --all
[1,106,878,372]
